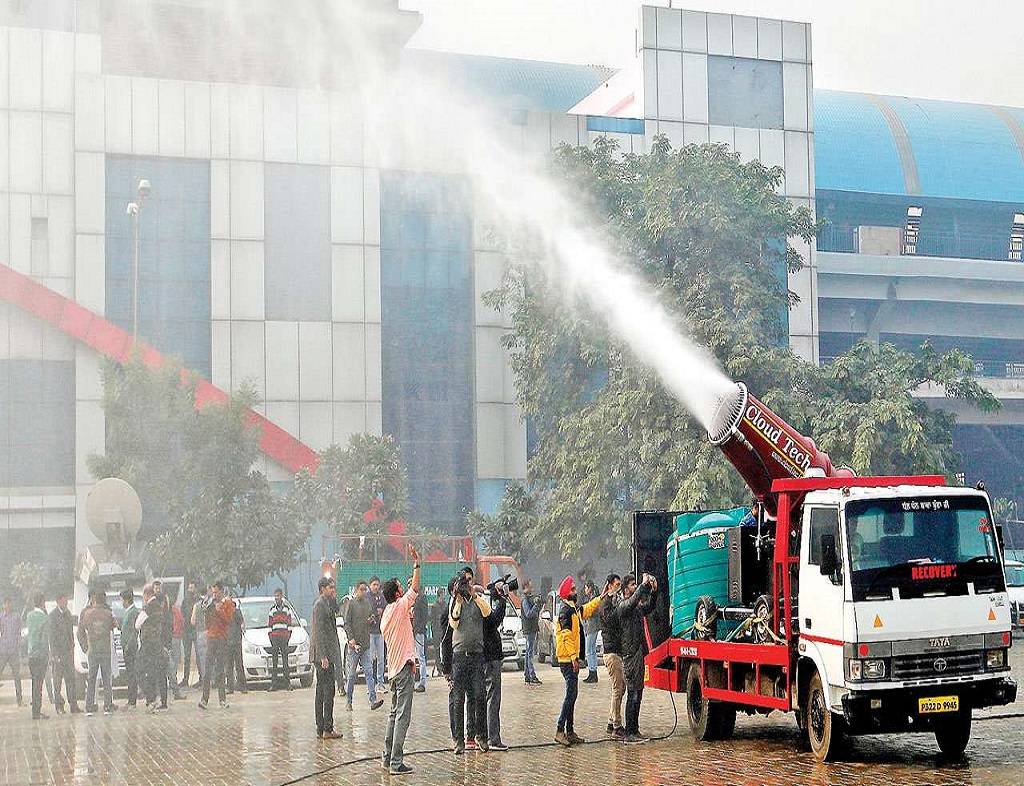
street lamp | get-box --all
[126,178,151,341]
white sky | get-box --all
[404,0,1024,108]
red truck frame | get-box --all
[643,474,947,710]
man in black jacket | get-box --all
[48,592,80,714]
[598,573,624,737]
[617,574,657,744]
[481,582,509,751]
[519,581,542,685]
[310,577,343,739]
[411,585,429,693]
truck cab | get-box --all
[796,484,1015,755]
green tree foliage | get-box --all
[490,137,996,558]
[91,356,309,589]
[9,562,46,605]
[466,482,536,565]
[294,433,410,538]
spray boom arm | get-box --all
[707,383,852,513]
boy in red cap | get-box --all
[553,575,604,746]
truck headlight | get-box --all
[986,649,1006,669]
[849,658,886,680]
[243,639,259,655]
[296,639,309,653]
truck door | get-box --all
[799,506,845,687]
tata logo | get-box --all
[911,564,957,581]
[928,637,951,649]
[934,658,948,673]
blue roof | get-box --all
[403,49,614,113]
[814,90,1024,203]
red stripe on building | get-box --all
[0,262,321,475]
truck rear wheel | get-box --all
[685,663,731,741]
[934,712,971,759]
[804,672,845,761]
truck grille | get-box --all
[891,650,983,681]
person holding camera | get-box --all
[520,581,542,685]
[553,575,604,746]
[481,577,512,751]
[617,573,658,744]
[448,570,491,754]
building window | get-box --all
[707,56,783,129]
[105,156,211,378]
[380,172,475,532]
[0,359,74,487]
[30,217,48,276]
[586,116,646,135]
[265,164,331,321]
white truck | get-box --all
[639,383,1017,761]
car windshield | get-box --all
[1005,565,1024,587]
[845,494,1004,600]
[241,600,293,630]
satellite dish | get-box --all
[86,478,142,547]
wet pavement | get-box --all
[0,651,1022,786]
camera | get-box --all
[487,573,519,597]
[454,575,473,601]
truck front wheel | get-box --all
[933,712,971,759]
[685,663,733,741]
[804,672,845,761]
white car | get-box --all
[499,602,527,669]
[1006,560,1024,633]
[238,597,313,688]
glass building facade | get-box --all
[380,173,475,530]
[0,359,74,487]
[105,156,212,377]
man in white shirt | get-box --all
[379,547,422,777]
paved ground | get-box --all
[0,651,1022,786]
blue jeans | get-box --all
[585,631,599,673]
[346,644,378,706]
[557,663,578,733]
[524,633,538,681]
[369,633,385,684]
[414,633,427,689]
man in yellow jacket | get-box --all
[554,575,603,746]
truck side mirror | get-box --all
[819,533,839,578]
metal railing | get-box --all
[817,224,1017,262]
[822,355,1024,379]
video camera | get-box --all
[453,574,474,601]
[486,573,519,597]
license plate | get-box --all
[918,695,959,714]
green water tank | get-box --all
[667,507,748,637]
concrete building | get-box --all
[0,1,1018,596]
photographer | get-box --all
[482,577,513,751]
[448,571,491,754]
[617,573,658,744]
[520,581,541,685]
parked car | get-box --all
[1007,559,1024,634]
[238,596,313,688]
[498,601,527,670]
[537,590,603,667]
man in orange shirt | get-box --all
[198,581,234,709]
[379,548,422,776]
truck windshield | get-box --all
[845,495,1004,601]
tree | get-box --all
[490,137,997,559]
[466,482,536,565]
[91,356,309,589]
[294,433,410,541]
[9,562,46,606]
[87,356,196,539]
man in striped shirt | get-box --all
[267,589,296,690]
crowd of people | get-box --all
[0,579,291,718]
[301,556,659,776]
[0,560,658,774]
